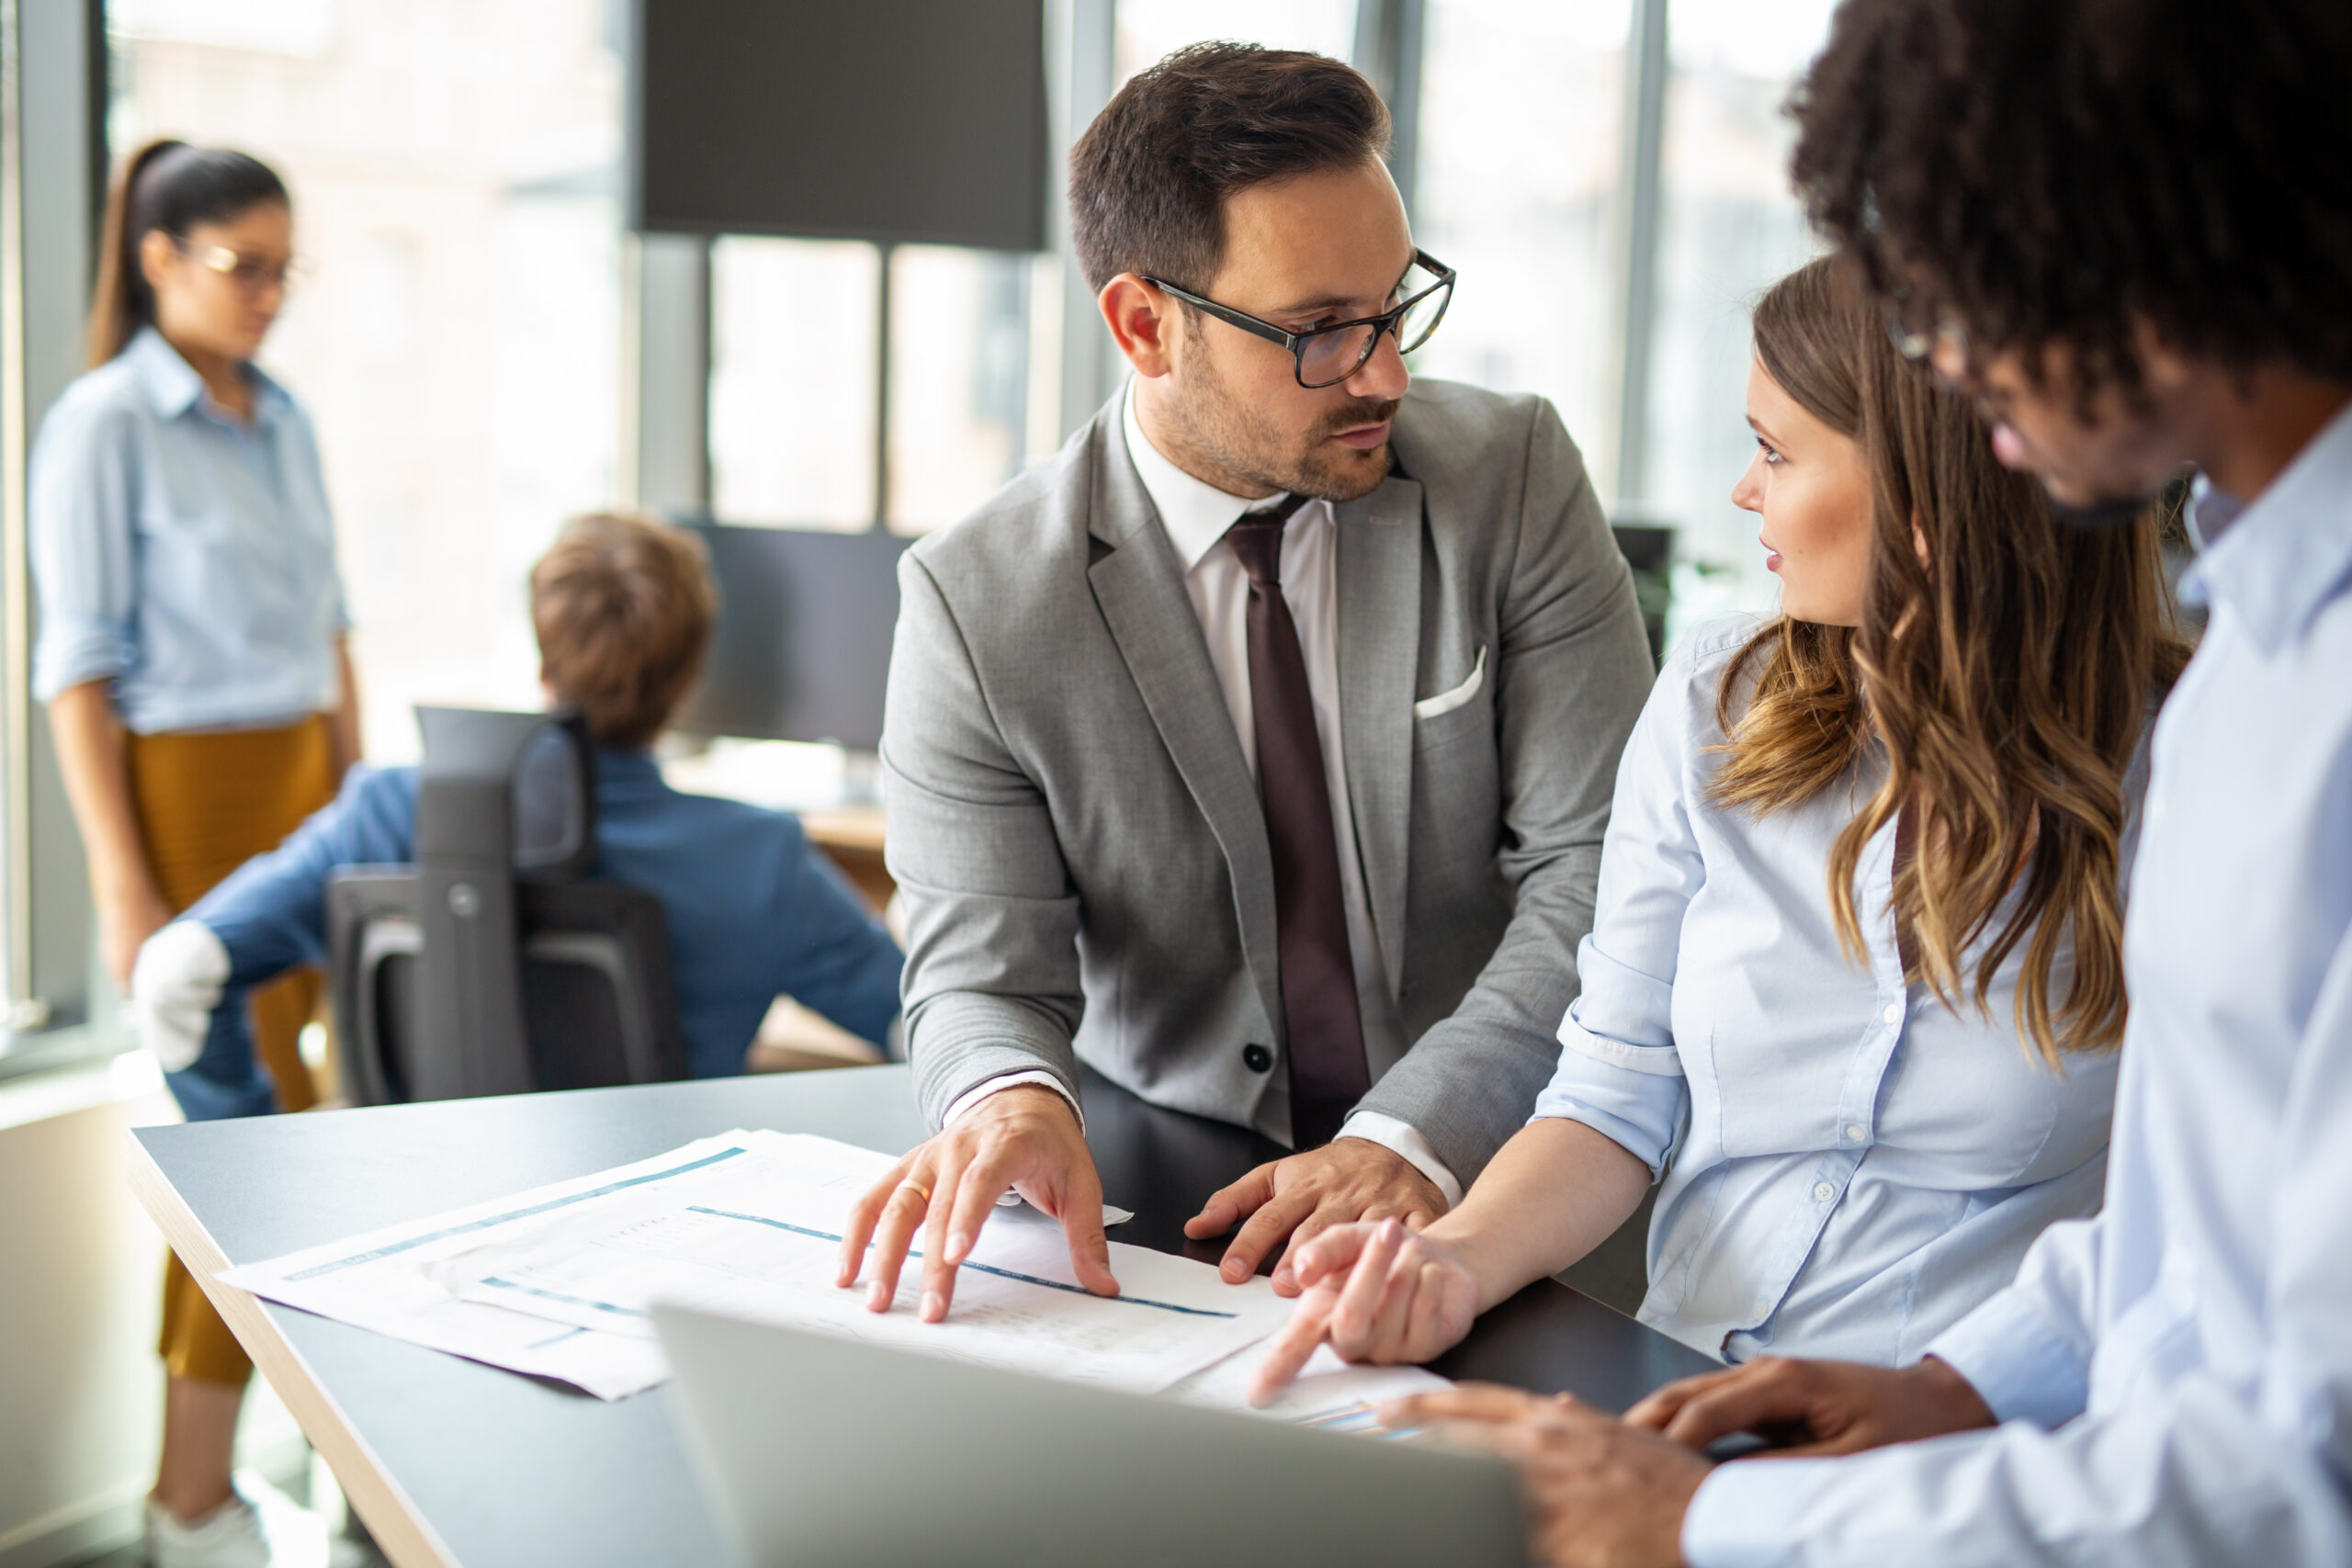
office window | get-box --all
[1645,0,1838,617]
[708,240,1055,536]
[107,0,626,764]
[1114,0,1361,84]
[885,246,1046,535]
[1408,0,1629,491]
[708,238,881,531]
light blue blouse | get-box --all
[29,327,346,733]
[1532,618,2139,1367]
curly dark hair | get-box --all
[1789,0,2352,393]
[1068,42,1389,296]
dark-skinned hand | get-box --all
[1386,1384,1709,1568]
[1624,1354,1996,1458]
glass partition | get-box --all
[1113,0,1361,85]
[708,238,881,531]
[107,0,625,762]
[1646,0,1839,618]
[1408,0,1631,491]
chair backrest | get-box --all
[325,707,686,1104]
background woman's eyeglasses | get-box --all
[1142,250,1455,389]
[176,238,309,296]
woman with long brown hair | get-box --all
[1250,254,2186,1396]
[30,141,357,1564]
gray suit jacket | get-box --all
[881,378,1655,1183]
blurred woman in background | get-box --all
[30,140,358,1567]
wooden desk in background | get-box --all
[797,805,892,912]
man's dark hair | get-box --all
[1790,0,2352,392]
[1069,42,1390,296]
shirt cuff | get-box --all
[31,623,130,703]
[1337,1111,1464,1209]
[1680,1454,1836,1568]
[1922,1286,2089,1430]
[943,1069,1084,1134]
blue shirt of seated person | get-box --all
[153,745,904,1122]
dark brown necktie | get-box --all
[1225,496,1369,1147]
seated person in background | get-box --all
[841,42,1655,1324]
[1251,255,2187,1400]
[131,511,904,1095]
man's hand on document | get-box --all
[1184,1138,1445,1294]
[838,1085,1119,1323]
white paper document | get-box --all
[1170,1342,1452,1435]
[220,1131,1286,1403]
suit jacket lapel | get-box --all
[1084,420,1285,1038]
[1335,472,1424,995]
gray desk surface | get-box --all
[130,1065,1713,1568]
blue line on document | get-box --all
[481,1276,646,1319]
[685,1205,1239,1319]
[525,1325,592,1350]
[286,1145,752,1280]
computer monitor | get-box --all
[668,521,910,752]
[628,0,1049,252]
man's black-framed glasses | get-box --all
[1143,249,1455,389]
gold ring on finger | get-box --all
[897,1178,933,1203]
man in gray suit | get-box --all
[839,43,1654,1323]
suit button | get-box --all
[1242,1043,1273,1073]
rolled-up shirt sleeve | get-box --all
[28,394,139,700]
[1529,640,1706,1176]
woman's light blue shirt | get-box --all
[29,327,346,733]
[1532,618,2140,1367]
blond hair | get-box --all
[1710,259,2188,1064]
[529,513,717,750]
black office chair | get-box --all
[326,706,687,1104]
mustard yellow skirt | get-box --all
[137,715,335,1385]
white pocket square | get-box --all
[1412,644,1487,720]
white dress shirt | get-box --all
[1683,400,2352,1566]
[1533,618,2127,1365]
[942,384,1463,1206]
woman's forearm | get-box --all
[47,680,160,906]
[1424,1117,1653,1314]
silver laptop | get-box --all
[654,1304,1531,1568]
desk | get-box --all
[129,1065,1714,1568]
[796,805,892,912]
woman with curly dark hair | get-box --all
[1364,3,2352,1565]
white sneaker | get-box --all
[145,1473,368,1568]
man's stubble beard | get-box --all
[1170,336,1400,504]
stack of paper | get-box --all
[221,1130,1439,1419]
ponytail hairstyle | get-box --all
[87,140,290,367]
[1708,256,2188,1066]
